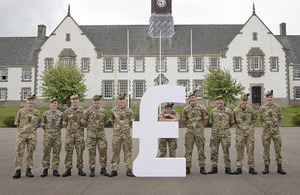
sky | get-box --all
[0,0,299,37]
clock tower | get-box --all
[148,0,175,38]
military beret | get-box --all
[118,94,126,100]
[165,103,174,109]
[188,91,196,98]
[265,90,273,97]
[92,94,102,101]
[215,95,224,101]
[70,94,79,100]
[26,94,36,100]
[241,93,250,100]
[50,96,58,103]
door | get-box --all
[252,87,261,105]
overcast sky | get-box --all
[1,0,299,37]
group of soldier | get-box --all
[12,89,286,179]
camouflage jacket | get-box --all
[41,109,63,140]
[110,106,134,137]
[182,104,208,129]
[81,106,107,138]
[158,110,180,119]
[259,103,282,126]
[14,107,41,134]
[210,107,234,137]
[63,106,85,135]
[233,105,257,136]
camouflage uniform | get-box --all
[41,109,63,170]
[110,106,134,171]
[81,106,108,170]
[259,103,283,165]
[14,107,41,170]
[210,107,234,168]
[233,105,257,168]
[63,106,85,169]
[182,104,208,167]
[158,110,180,158]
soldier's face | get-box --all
[50,101,58,111]
[71,98,79,107]
[266,95,274,104]
[118,99,126,108]
[216,99,224,108]
[240,99,248,108]
[189,95,196,105]
[26,99,34,107]
[165,107,172,114]
[93,100,100,108]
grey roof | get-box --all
[80,25,244,56]
[0,37,46,67]
[276,35,300,65]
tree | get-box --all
[40,61,87,106]
[202,67,245,105]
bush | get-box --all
[3,116,15,127]
[292,113,300,125]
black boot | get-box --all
[249,168,257,175]
[186,167,190,174]
[13,170,21,179]
[78,168,86,176]
[200,167,207,175]
[90,169,95,177]
[262,165,269,174]
[100,168,109,176]
[41,169,48,177]
[53,170,60,177]
[234,168,242,175]
[126,170,135,177]
[277,164,286,175]
[26,168,34,177]
[109,170,118,177]
[62,169,71,177]
[208,167,218,174]
[225,168,234,175]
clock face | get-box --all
[157,0,166,8]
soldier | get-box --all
[182,91,208,175]
[259,90,286,175]
[233,94,257,175]
[81,94,109,177]
[13,94,41,179]
[62,94,86,177]
[208,95,234,174]
[40,97,63,177]
[158,103,181,158]
[108,94,134,177]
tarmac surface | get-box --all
[0,127,299,195]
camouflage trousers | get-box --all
[86,137,107,170]
[42,137,62,170]
[262,125,282,165]
[210,136,231,168]
[14,132,37,170]
[235,131,255,168]
[64,133,85,169]
[185,129,206,167]
[159,138,177,158]
[111,135,132,171]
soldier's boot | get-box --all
[233,168,242,175]
[126,170,135,177]
[225,168,234,175]
[78,168,86,176]
[186,167,191,174]
[277,164,286,175]
[26,168,34,177]
[249,168,257,175]
[41,169,48,177]
[262,165,269,174]
[109,170,118,177]
[100,168,109,176]
[62,169,71,177]
[200,167,207,175]
[13,170,21,179]
[208,167,218,174]
[53,170,60,177]
[90,169,95,177]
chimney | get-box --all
[38,24,46,38]
[280,23,286,36]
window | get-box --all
[233,57,241,71]
[104,58,113,72]
[66,33,71,42]
[210,58,219,69]
[271,57,278,71]
[23,69,31,81]
[253,32,258,41]
[120,59,128,71]
[294,67,300,79]
[295,88,300,99]
[61,58,74,67]
[45,58,53,69]
[0,88,7,101]
[103,81,113,99]
[157,58,166,72]
[135,58,144,72]
[0,69,7,81]
[179,58,187,71]
[194,58,203,71]
[250,57,261,70]
[194,80,204,98]
[22,88,31,100]
[178,80,189,98]
[134,81,145,99]
[119,81,128,95]
[82,58,89,72]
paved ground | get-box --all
[0,127,299,195]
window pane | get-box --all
[135,81,144,98]
[0,89,6,100]
[296,88,300,99]
[178,81,188,97]
[271,58,278,70]
[24,69,31,80]
[195,58,202,71]
[23,89,31,100]
[104,81,113,99]
[157,58,165,71]
[294,67,300,79]
[180,59,187,71]
[0,70,7,81]
[234,58,240,70]
[135,59,143,72]
[105,59,112,71]
[45,59,53,69]
[82,59,89,71]
[211,58,218,68]
[119,81,128,95]
[120,59,128,71]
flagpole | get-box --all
[159,30,162,112]
[127,28,130,108]
[190,29,193,92]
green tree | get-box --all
[202,67,245,105]
[40,61,87,106]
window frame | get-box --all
[210,58,219,69]
[0,88,7,101]
[156,58,166,72]
[233,57,242,72]
[81,58,90,72]
[295,87,300,100]
[135,58,144,72]
[293,67,300,80]
[119,58,128,72]
[194,58,204,72]
[103,81,114,100]
[21,88,31,101]
[0,69,8,82]
[134,80,145,99]
[270,57,279,72]
[22,68,31,82]
[178,58,188,72]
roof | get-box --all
[276,35,300,65]
[0,37,46,67]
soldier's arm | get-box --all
[37,111,42,127]
[251,109,257,124]
[62,111,68,128]
[202,107,209,127]
[14,110,21,128]
[210,110,214,127]
[129,110,134,126]
[110,110,115,128]
[41,113,46,129]
[182,108,188,127]
[278,106,283,124]
[81,109,88,127]
[104,110,108,126]
[203,119,208,127]
[229,109,234,127]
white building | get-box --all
[1,0,300,108]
